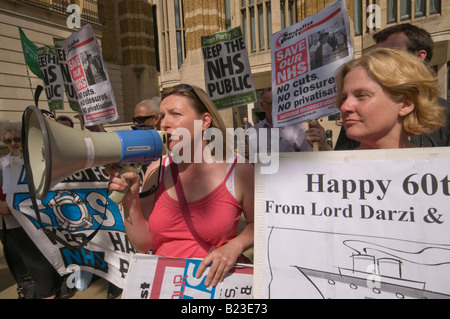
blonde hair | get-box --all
[336,48,445,137]
[162,84,228,159]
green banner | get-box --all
[18,27,43,79]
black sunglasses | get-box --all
[176,84,201,100]
[4,137,21,144]
[132,114,158,124]
[174,84,208,112]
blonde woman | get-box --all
[336,48,445,150]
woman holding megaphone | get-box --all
[106,84,254,288]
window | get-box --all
[415,0,426,17]
[159,0,186,71]
[174,0,186,69]
[153,5,160,72]
[353,0,362,35]
[400,0,411,20]
[240,0,274,53]
[387,0,397,23]
[225,0,232,30]
[160,0,170,71]
[250,5,256,52]
[429,0,441,14]
[387,0,441,24]
[280,0,296,30]
[258,3,264,49]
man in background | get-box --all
[308,23,450,150]
[248,87,312,156]
[241,117,252,131]
[132,97,161,130]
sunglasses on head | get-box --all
[175,84,201,99]
[132,114,158,124]
[174,84,208,112]
[4,137,21,144]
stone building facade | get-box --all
[1,0,449,154]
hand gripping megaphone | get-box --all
[22,105,167,204]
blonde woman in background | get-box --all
[335,48,445,150]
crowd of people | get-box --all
[1,22,448,298]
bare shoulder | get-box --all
[234,159,254,185]
[233,158,254,215]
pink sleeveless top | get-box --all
[148,157,242,258]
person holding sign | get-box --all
[249,87,313,154]
[312,23,450,150]
[335,48,445,150]
[344,23,450,149]
[106,84,254,288]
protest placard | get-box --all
[254,148,450,299]
[202,26,256,110]
[123,254,253,299]
[271,0,353,127]
[62,24,118,126]
[37,45,64,112]
[6,164,133,288]
[54,38,82,113]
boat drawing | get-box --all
[290,240,450,299]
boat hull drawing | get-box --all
[263,227,450,299]
[292,266,449,299]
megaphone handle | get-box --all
[109,164,142,204]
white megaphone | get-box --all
[22,105,167,204]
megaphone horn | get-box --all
[22,105,167,203]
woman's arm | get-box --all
[107,161,161,253]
